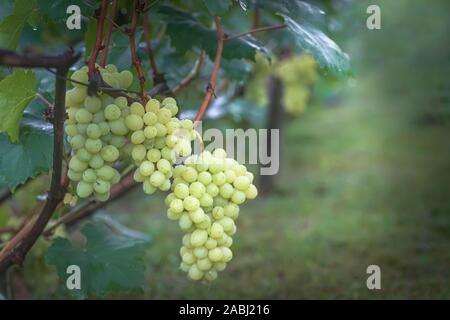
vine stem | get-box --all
[100,0,118,67]
[194,17,224,123]
[224,23,287,41]
[88,0,108,76]
[0,50,79,274]
[130,0,148,102]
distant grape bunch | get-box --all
[63,64,257,281]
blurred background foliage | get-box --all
[0,0,449,298]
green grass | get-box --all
[105,93,450,299]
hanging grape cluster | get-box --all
[64,64,134,205]
[164,149,258,281]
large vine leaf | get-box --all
[0,70,37,142]
[158,5,267,61]
[256,0,350,72]
[0,115,53,191]
[0,0,40,49]
[203,0,232,16]
[46,222,150,298]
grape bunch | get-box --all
[64,64,134,204]
[126,97,196,194]
[164,149,258,281]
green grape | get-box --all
[179,213,193,230]
[156,159,171,174]
[146,149,161,162]
[67,169,82,181]
[89,154,105,169]
[189,208,205,223]
[65,124,78,137]
[132,144,147,162]
[143,112,157,125]
[219,183,234,199]
[245,184,258,199]
[212,206,225,220]
[93,179,110,194]
[109,119,128,136]
[119,70,133,88]
[139,161,155,177]
[145,99,160,113]
[143,126,157,139]
[199,193,213,207]
[170,198,184,214]
[205,238,217,250]
[125,114,144,131]
[130,102,145,116]
[174,183,189,199]
[75,109,93,124]
[104,104,121,121]
[114,96,128,108]
[150,170,165,187]
[189,182,205,198]
[100,145,119,162]
[221,247,233,262]
[86,123,101,139]
[204,270,218,281]
[206,183,219,197]
[212,172,226,186]
[210,222,224,239]
[193,247,208,259]
[82,168,97,183]
[233,176,250,191]
[143,179,157,194]
[97,165,116,181]
[69,156,88,172]
[85,138,103,153]
[92,110,105,123]
[224,203,239,219]
[183,196,200,212]
[84,96,102,113]
[134,168,145,182]
[98,122,110,136]
[71,70,88,88]
[76,181,93,198]
[157,108,172,124]
[190,230,208,247]
[69,134,86,150]
[231,190,246,204]
[131,130,145,145]
[208,247,223,262]
[182,167,198,183]
[198,172,212,185]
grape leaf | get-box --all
[158,5,265,61]
[203,0,232,16]
[281,14,350,73]
[46,222,150,298]
[0,115,53,191]
[0,70,37,142]
[0,0,40,49]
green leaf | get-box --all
[159,5,265,61]
[0,70,37,142]
[0,115,53,191]
[0,0,39,49]
[203,0,232,16]
[46,222,150,298]
[281,14,350,73]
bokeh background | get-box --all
[1,0,449,299]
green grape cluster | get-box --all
[245,53,319,115]
[64,64,134,204]
[164,149,258,281]
[126,97,196,194]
